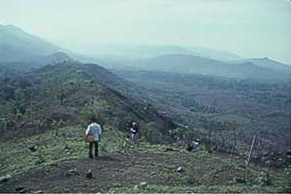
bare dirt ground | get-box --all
[1,152,190,193]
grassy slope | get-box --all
[1,125,290,193]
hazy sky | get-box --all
[1,0,291,64]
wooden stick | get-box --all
[245,134,257,166]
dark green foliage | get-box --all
[142,122,163,143]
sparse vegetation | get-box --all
[0,61,290,193]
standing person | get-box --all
[85,117,102,159]
[130,121,139,146]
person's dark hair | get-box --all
[90,116,98,123]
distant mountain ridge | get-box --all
[83,44,242,61]
[0,25,74,72]
[135,54,289,82]
[188,46,242,61]
[0,51,74,73]
[0,24,289,82]
[228,57,290,74]
[0,24,64,62]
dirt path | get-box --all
[1,152,190,193]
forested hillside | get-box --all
[0,61,174,142]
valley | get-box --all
[113,70,291,151]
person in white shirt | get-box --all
[130,122,139,146]
[85,117,102,159]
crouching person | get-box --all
[186,140,199,152]
[85,117,102,159]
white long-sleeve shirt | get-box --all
[86,123,102,142]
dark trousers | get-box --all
[89,141,99,158]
